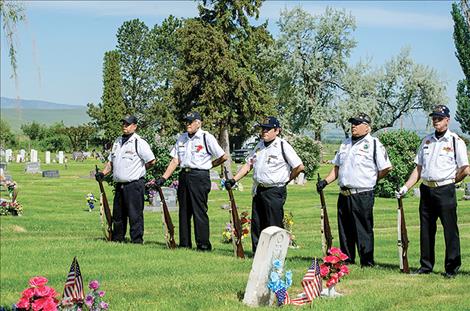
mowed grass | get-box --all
[1,159,470,310]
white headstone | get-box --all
[58,151,64,164]
[19,149,26,162]
[16,154,21,163]
[463,183,470,200]
[45,151,51,164]
[145,187,178,212]
[295,172,306,185]
[243,226,290,307]
[5,149,12,162]
[30,149,38,163]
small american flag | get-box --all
[62,257,85,303]
[289,258,322,306]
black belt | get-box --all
[117,177,144,186]
[181,167,209,173]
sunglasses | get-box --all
[350,120,366,126]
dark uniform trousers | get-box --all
[178,169,212,250]
[337,190,375,266]
[419,183,460,274]
[112,178,145,243]
[251,185,287,253]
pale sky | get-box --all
[0,1,463,117]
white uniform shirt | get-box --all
[247,137,303,187]
[333,134,392,189]
[415,130,469,182]
[109,133,155,183]
[170,129,225,170]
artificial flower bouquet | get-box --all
[283,212,298,248]
[320,247,350,288]
[83,280,109,311]
[267,259,292,306]
[16,276,60,311]
[221,211,250,243]
[0,200,23,216]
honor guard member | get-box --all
[225,117,304,253]
[317,113,392,267]
[95,115,155,244]
[397,105,469,278]
[157,112,227,251]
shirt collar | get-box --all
[186,128,203,139]
[432,130,451,141]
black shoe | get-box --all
[442,271,457,278]
[414,268,431,275]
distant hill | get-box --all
[1,97,90,132]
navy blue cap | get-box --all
[183,111,202,122]
[121,115,138,124]
[348,113,371,124]
[429,105,450,118]
[257,116,281,128]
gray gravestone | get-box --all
[145,187,178,212]
[42,170,60,178]
[210,170,220,180]
[210,181,219,191]
[0,163,6,170]
[25,162,41,174]
[413,188,420,198]
[463,183,470,200]
[243,226,290,307]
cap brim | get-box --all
[348,117,370,124]
[429,112,449,118]
[256,123,277,128]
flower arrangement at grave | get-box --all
[15,276,60,311]
[4,180,17,199]
[86,193,96,212]
[0,201,23,216]
[267,259,292,306]
[320,247,350,288]
[83,280,109,311]
[221,211,251,243]
[283,212,297,248]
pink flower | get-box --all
[85,295,94,307]
[340,265,350,275]
[339,252,349,261]
[89,280,100,290]
[31,297,57,311]
[99,290,106,297]
[34,285,57,298]
[100,301,109,309]
[324,255,340,264]
[326,273,339,287]
[328,247,342,256]
[16,297,30,309]
[21,287,35,299]
[29,276,48,287]
[320,265,330,277]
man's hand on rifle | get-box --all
[316,179,328,193]
[225,178,236,190]
[95,171,105,182]
[396,185,408,199]
[155,177,166,187]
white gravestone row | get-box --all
[243,226,290,307]
[145,187,178,212]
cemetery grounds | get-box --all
[1,156,470,311]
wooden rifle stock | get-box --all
[157,187,177,249]
[318,173,333,256]
[95,165,113,241]
[397,196,410,273]
[224,166,245,259]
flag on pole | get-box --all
[289,258,322,305]
[62,257,85,303]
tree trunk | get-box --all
[218,124,233,178]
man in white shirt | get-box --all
[225,117,304,253]
[317,113,392,267]
[96,115,155,244]
[397,105,469,278]
[157,112,227,251]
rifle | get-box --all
[397,195,410,273]
[95,165,113,241]
[223,166,245,259]
[318,173,333,256]
[157,186,177,249]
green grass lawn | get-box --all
[1,159,470,310]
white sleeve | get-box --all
[169,136,180,159]
[283,141,303,168]
[376,139,392,170]
[414,140,425,166]
[138,139,155,163]
[206,133,225,159]
[456,137,469,168]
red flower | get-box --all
[320,264,330,277]
[326,273,339,287]
[328,247,342,256]
[34,285,57,298]
[32,297,58,311]
[29,276,48,288]
[16,297,30,309]
[339,252,349,261]
[340,265,350,275]
[324,255,340,264]
[196,145,203,152]
[21,287,35,299]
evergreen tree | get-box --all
[87,50,126,145]
[452,1,470,134]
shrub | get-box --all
[375,129,421,198]
[288,135,322,180]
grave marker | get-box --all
[145,187,178,212]
[42,170,60,178]
[25,162,41,174]
[45,151,51,164]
